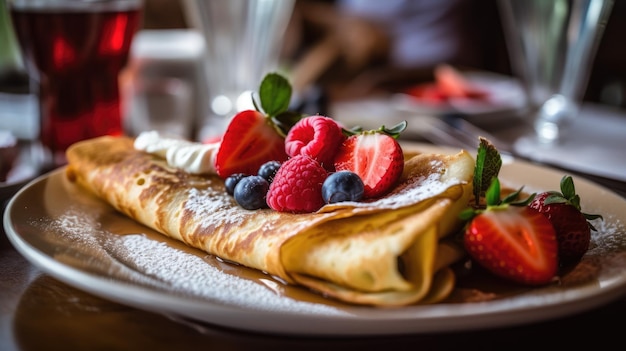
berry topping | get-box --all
[224,173,248,195]
[322,171,364,204]
[528,175,603,263]
[284,115,345,171]
[233,175,270,210]
[214,73,303,179]
[461,139,558,285]
[267,155,328,213]
[258,160,282,184]
[214,109,288,179]
[333,122,406,199]
[461,178,558,286]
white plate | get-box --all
[4,144,626,336]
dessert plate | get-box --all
[4,144,626,336]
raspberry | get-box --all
[267,155,328,213]
[284,116,345,171]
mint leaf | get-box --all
[473,137,502,205]
[259,72,292,117]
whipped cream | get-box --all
[134,131,219,175]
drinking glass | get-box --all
[125,76,193,139]
[8,0,143,167]
[498,0,613,144]
[181,0,295,141]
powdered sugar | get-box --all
[117,235,343,314]
[589,214,626,254]
[41,208,345,316]
[325,172,462,211]
[185,187,247,230]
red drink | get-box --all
[10,2,142,166]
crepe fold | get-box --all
[65,136,475,306]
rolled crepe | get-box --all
[65,136,475,306]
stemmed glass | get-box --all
[498,0,614,145]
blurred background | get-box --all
[139,0,626,107]
[2,0,625,106]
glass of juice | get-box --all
[7,0,143,168]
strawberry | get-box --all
[333,122,405,199]
[528,175,603,263]
[214,73,303,179]
[284,115,345,171]
[462,178,559,286]
[214,110,288,178]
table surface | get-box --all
[2,106,626,351]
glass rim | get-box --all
[7,0,143,12]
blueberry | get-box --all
[322,171,364,204]
[234,175,270,210]
[257,160,281,183]
[225,173,248,195]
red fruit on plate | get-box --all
[528,175,603,263]
[214,72,301,179]
[266,155,328,213]
[464,206,559,285]
[214,109,288,178]
[434,64,489,100]
[284,115,345,171]
[333,122,405,199]
[405,84,447,105]
[462,178,559,286]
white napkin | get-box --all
[514,104,626,182]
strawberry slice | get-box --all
[333,122,405,199]
[461,177,558,286]
[214,110,288,178]
[465,205,559,285]
[214,73,302,179]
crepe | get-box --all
[65,135,475,306]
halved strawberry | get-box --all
[214,110,288,178]
[214,73,303,179]
[333,122,405,199]
[462,178,559,286]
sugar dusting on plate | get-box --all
[34,194,626,316]
[42,207,345,316]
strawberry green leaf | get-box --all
[458,207,477,221]
[485,177,501,206]
[380,121,407,138]
[259,72,292,117]
[272,110,304,137]
[509,190,536,206]
[341,121,407,138]
[560,175,576,200]
[501,186,524,204]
